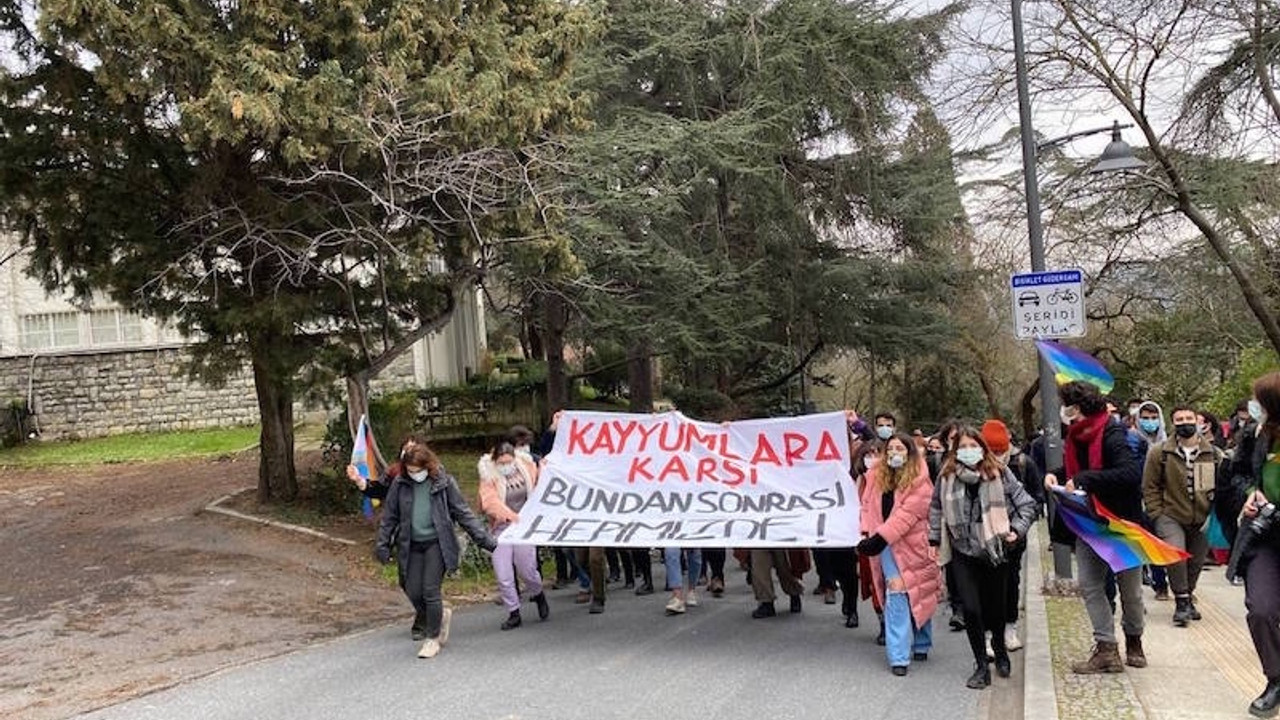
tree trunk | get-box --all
[628,338,655,413]
[250,337,298,503]
[525,314,545,361]
[345,372,388,473]
[1019,378,1039,443]
[543,292,570,412]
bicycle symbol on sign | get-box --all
[1047,288,1078,305]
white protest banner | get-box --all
[502,410,859,548]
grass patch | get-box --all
[0,425,261,467]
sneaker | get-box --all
[1154,588,1171,601]
[686,590,700,607]
[1005,623,1023,652]
[417,639,441,659]
[823,589,837,605]
[501,611,522,631]
[666,594,687,615]
[575,590,591,604]
[534,592,550,621]
[1188,598,1202,621]
[708,577,725,597]
[950,611,966,631]
[635,582,654,596]
[589,597,605,614]
[411,611,428,641]
[439,607,453,646]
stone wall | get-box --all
[0,345,420,440]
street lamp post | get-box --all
[1011,0,1144,578]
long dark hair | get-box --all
[1254,372,1280,443]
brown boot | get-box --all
[1125,634,1147,668]
[1071,641,1124,674]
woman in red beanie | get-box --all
[981,419,1044,655]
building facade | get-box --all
[0,240,486,439]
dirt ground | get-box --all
[0,452,410,720]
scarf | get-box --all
[1064,411,1109,479]
[939,466,1010,566]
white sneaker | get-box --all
[985,631,994,660]
[1005,622,1023,652]
[686,590,700,607]
[665,594,686,615]
[417,639,441,659]
[439,607,453,646]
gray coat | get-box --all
[928,467,1038,562]
[375,471,496,580]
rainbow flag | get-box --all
[1035,340,1115,393]
[1051,487,1190,571]
[351,414,379,519]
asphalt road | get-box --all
[81,564,986,720]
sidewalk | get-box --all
[1026,524,1265,720]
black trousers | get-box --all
[946,562,963,614]
[404,541,446,640]
[1004,543,1026,624]
[632,548,652,586]
[814,548,859,616]
[1247,543,1280,682]
[703,548,726,581]
[950,553,1010,665]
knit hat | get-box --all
[981,419,1011,454]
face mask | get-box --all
[409,469,429,483]
[887,453,905,469]
[1251,399,1267,423]
[1060,406,1079,425]
[497,463,516,477]
[864,456,880,470]
[956,448,984,467]
[1174,423,1197,439]
[876,426,894,440]
[1139,418,1161,434]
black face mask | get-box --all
[1174,423,1198,439]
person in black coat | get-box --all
[375,441,496,659]
[1045,381,1145,674]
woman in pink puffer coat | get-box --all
[857,432,943,677]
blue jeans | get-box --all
[880,548,933,667]
[663,547,703,592]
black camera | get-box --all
[1251,502,1278,536]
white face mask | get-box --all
[876,426,894,440]
[497,463,516,477]
[409,469,429,483]
[864,456,880,470]
[956,448,984,467]
[1251,399,1267,423]
[886,453,906,469]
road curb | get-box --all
[1024,522,1059,720]
[202,487,358,546]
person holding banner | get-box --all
[478,442,550,631]
[375,441,497,659]
[929,427,1038,689]
[856,433,941,678]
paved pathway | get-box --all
[81,563,987,720]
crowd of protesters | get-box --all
[349,375,1280,715]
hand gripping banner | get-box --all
[502,411,860,548]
